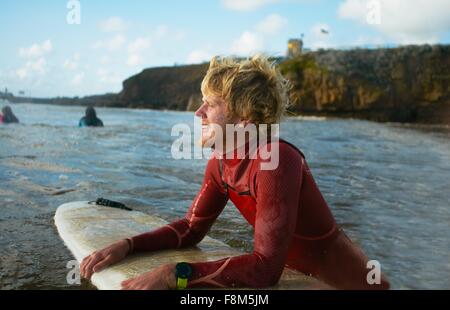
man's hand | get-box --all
[121,264,177,290]
[80,239,130,280]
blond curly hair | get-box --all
[201,55,290,125]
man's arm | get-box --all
[186,144,303,288]
[130,158,228,253]
[81,157,227,280]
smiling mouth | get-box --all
[201,122,214,137]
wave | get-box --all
[3,157,81,173]
[289,115,328,121]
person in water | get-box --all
[1,105,19,124]
[80,55,390,290]
[79,106,103,127]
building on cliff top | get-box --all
[287,38,303,58]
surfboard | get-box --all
[54,201,330,290]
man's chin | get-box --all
[198,136,215,149]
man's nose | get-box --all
[195,103,207,118]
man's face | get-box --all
[195,95,234,148]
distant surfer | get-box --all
[1,105,19,124]
[80,55,390,290]
[79,106,103,127]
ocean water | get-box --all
[0,101,449,289]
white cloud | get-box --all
[16,57,47,79]
[93,34,126,51]
[92,24,185,68]
[256,14,288,35]
[16,68,27,79]
[173,30,186,41]
[155,25,169,39]
[93,18,129,64]
[153,25,186,42]
[125,26,183,66]
[126,37,152,66]
[222,0,280,11]
[338,0,450,44]
[126,53,144,66]
[71,72,85,86]
[28,58,46,72]
[99,17,127,33]
[97,68,121,84]
[19,40,52,58]
[63,61,77,70]
[338,0,367,22]
[107,34,126,50]
[127,37,152,54]
[230,31,264,55]
[186,50,213,64]
[227,14,289,56]
[99,55,110,65]
[63,53,80,70]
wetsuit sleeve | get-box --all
[187,144,303,288]
[130,158,228,253]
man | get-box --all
[1,105,19,124]
[79,106,104,127]
[80,55,389,289]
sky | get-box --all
[0,0,449,98]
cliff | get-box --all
[279,45,450,123]
[5,44,449,124]
[118,64,209,110]
[116,44,450,123]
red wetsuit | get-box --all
[130,139,389,289]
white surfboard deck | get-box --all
[55,201,330,290]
